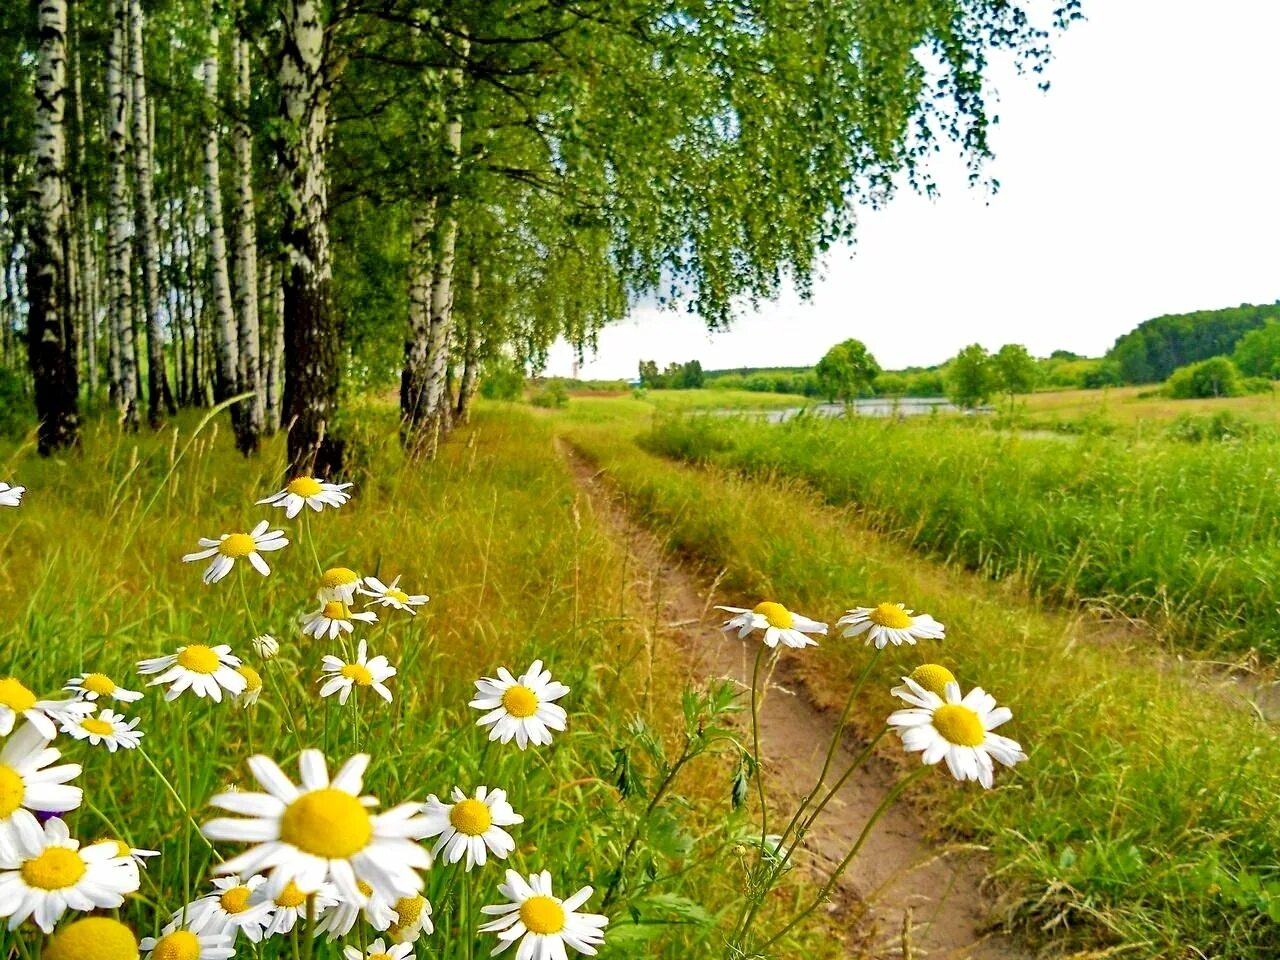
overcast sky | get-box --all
[545,0,1280,378]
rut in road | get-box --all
[560,439,1031,960]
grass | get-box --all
[0,403,842,959]
[640,410,1280,659]
[553,396,1280,959]
[1019,385,1280,432]
[628,388,813,412]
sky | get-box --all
[545,0,1280,378]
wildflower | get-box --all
[300,600,377,641]
[386,893,433,943]
[59,709,143,752]
[838,603,945,649]
[420,786,522,870]
[0,817,137,932]
[359,575,429,614]
[234,667,263,708]
[254,880,338,937]
[319,567,363,605]
[344,939,414,960]
[182,521,289,584]
[140,927,234,960]
[0,677,92,739]
[317,879,397,939]
[252,634,279,660]
[98,839,160,868]
[258,477,353,519]
[318,640,396,705]
[42,916,139,960]
[480,869,608,958]
[63,673,143,705]
[202,750,431,904]
[137,645,247,702]
[171,875,275,944]
[891,664,956,699]
[0,723,82,835]
[470,660,569,749]
[888,679,1027,788]
[0,483,24,508]
[716,602,827,649]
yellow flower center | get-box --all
[237,666,263,692]
[369,954,392,960]
[101,839,132,858]
[449,798,493,836]
[322,600,350,621]
[869,603,912,629]
[219,533,257,558]
[279,788,373,858]
[43,917,140,960]
[932,704,986,747]
[81,717,114,737]
[909,664,956,697]
[275,880,308,908]
[391,894,426,930]
[357,880,373,897]
[287,477,324,498]
[21,846,87,890]
[501,685,539,718]
[82,673,117,696]
[519,895,566,935]
[176,645,221,674]
[0,677,36,712]
[386,589,411,604]
[148,930,200,960]
[321,567,359,588]
[0,765,24,817]
[341,664,374,686]
[220,884,253,914]
[752,601,794,629]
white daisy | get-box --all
[318,640,396,705]
[252,634,280,660]
[420,786,522,871]
[480,869,608,959]
[234,666,263,708]
[182,520,289,584]
[0,817,137,932]
[344,939,414,960]
[888,679,1027,788]
[0,722,82,837]
[890,663,956,700]
[141,926,235,959]
[838,602,946,649]
[470,661,569,750]
[94,839,158,889]
[59,709,142,752]
[0,678,92,740]
[0,484,24,508]
[359,575,430,614]
[300,600,377,641]
[716,601,828,650]
[317,878,397,939]
[385,892,433,944]
[137,644,247,702]
[319,567,364,604]
[63,672,144,705]
[170,875,275,943]
[201,750,432,905]
[258,476,353,519]
[253,879,338,937]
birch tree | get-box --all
[106,0,139,428]
[230,14,263,452]
[27,0,79,453]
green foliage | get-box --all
[0,370,32,439]
[1165,411,1262,443]
[1106,303,1280,383]
[1166,356,1246,398]
[991,344,1039,400]
[639,360,705,389]
[479,356,526,401]
[529,380,570,408]
[1232,320,1280,377]
[944,344,994,408]
[814,339,880,405]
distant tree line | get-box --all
[1104,303,1280,384]
[638,359,705,389]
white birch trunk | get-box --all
[230,20,263,451]
[399,201,434,446]
[202,20,241,409]
[106,0,139,429]
[129,0,169,425]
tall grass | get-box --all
[0,404,840,958]
[559,400,1280,958]
[643,412,1280,657]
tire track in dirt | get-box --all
[559,438,1030,960]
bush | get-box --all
[479,357,525,400]
[0,369,32,439]
[1165,411,1262,443]
[529,380,569,408]
[1165,357,1245,398]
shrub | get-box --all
[1165,357,1245,398]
